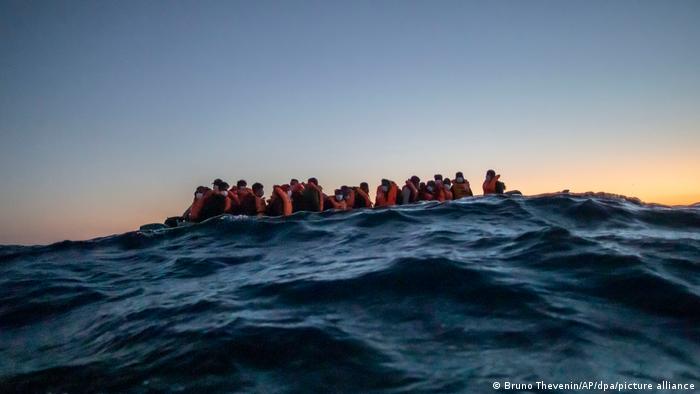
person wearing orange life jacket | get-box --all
[352,182,373,209]
[182,186,210,221]
[341,186,355,210]
[434,175,449,202]
[240,182,267,216]
[266,184,293,216]
[289,178,306,213]
[299,177,324,212]
[192,179,230,222]
[324,188,348,211]
[235,179,252,197]
[400,176,421,204]
[442,178,454,200]
[375,178,399,207]
[483,169,506,195]
[227,179,250,214]
[419,180,439,201]
[451,171,473,199]
[226,186,241,214]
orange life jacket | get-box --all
[483,175,500,195]
[324,195,347,211]
[194,190,229,222]
[444,189,453,200]
[451,182,473,199]
[375,182,398,207]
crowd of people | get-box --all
[176,170,509,224]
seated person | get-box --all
[442,178,453,200]
[341,186,355,210]
[240,182,266,216]
[193,179,230,222]
[451,171,473,199]
[266,184,293,217]
[353,182,373,208]
[289,179,306,213]
[375,178,399,207]
[300,177,324,212]
[401,176,420,205]
[324,189,348,211]
[182,186,210,221]
[419,180,438,201]
[483,170,506,195]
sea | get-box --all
[1,194,699,393]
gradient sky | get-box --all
[1,0,699,245]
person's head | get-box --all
[252,182,264,197]
[455,172,465,183]
[195,186,210,199]
[486,169,496,180]
[360,182,369,193]
[334,189,344,201]
[281,184,292,197]
[426,180,436,193]
[434,174,443,181]
[307,177,318,186]
[381,179,391,192]
[419,182,426,190]
[212,178,227,192]
[290,178,299,186]
[443,178,452,189]
[237,179,247,190]
[410,175,420,186]
[341,185,351,197]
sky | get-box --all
[1,0,699,245]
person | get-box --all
[266,184,293,216]
[324,189,348,211]
[341,186,355,210]
[419,180,438,201]
[227,179,250,214]
[353,183,373,208]
[399,176,420,205]
[240,182,266,216]
[299,177,324,212]
[182,186,210,221]
[192,179,230,222]
[289,179,306,212]
[375,178,399,207]
[360,182,370,195]
[226,184,241,214]
[483,170,505,195]
[442,178,454,200]
[451,171,473,199]
[496,180,506,194]
[236,179,251,195]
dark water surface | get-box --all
[1,195,699,393]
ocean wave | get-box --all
[1,195,699,393]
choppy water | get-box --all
[1,195,699,393]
